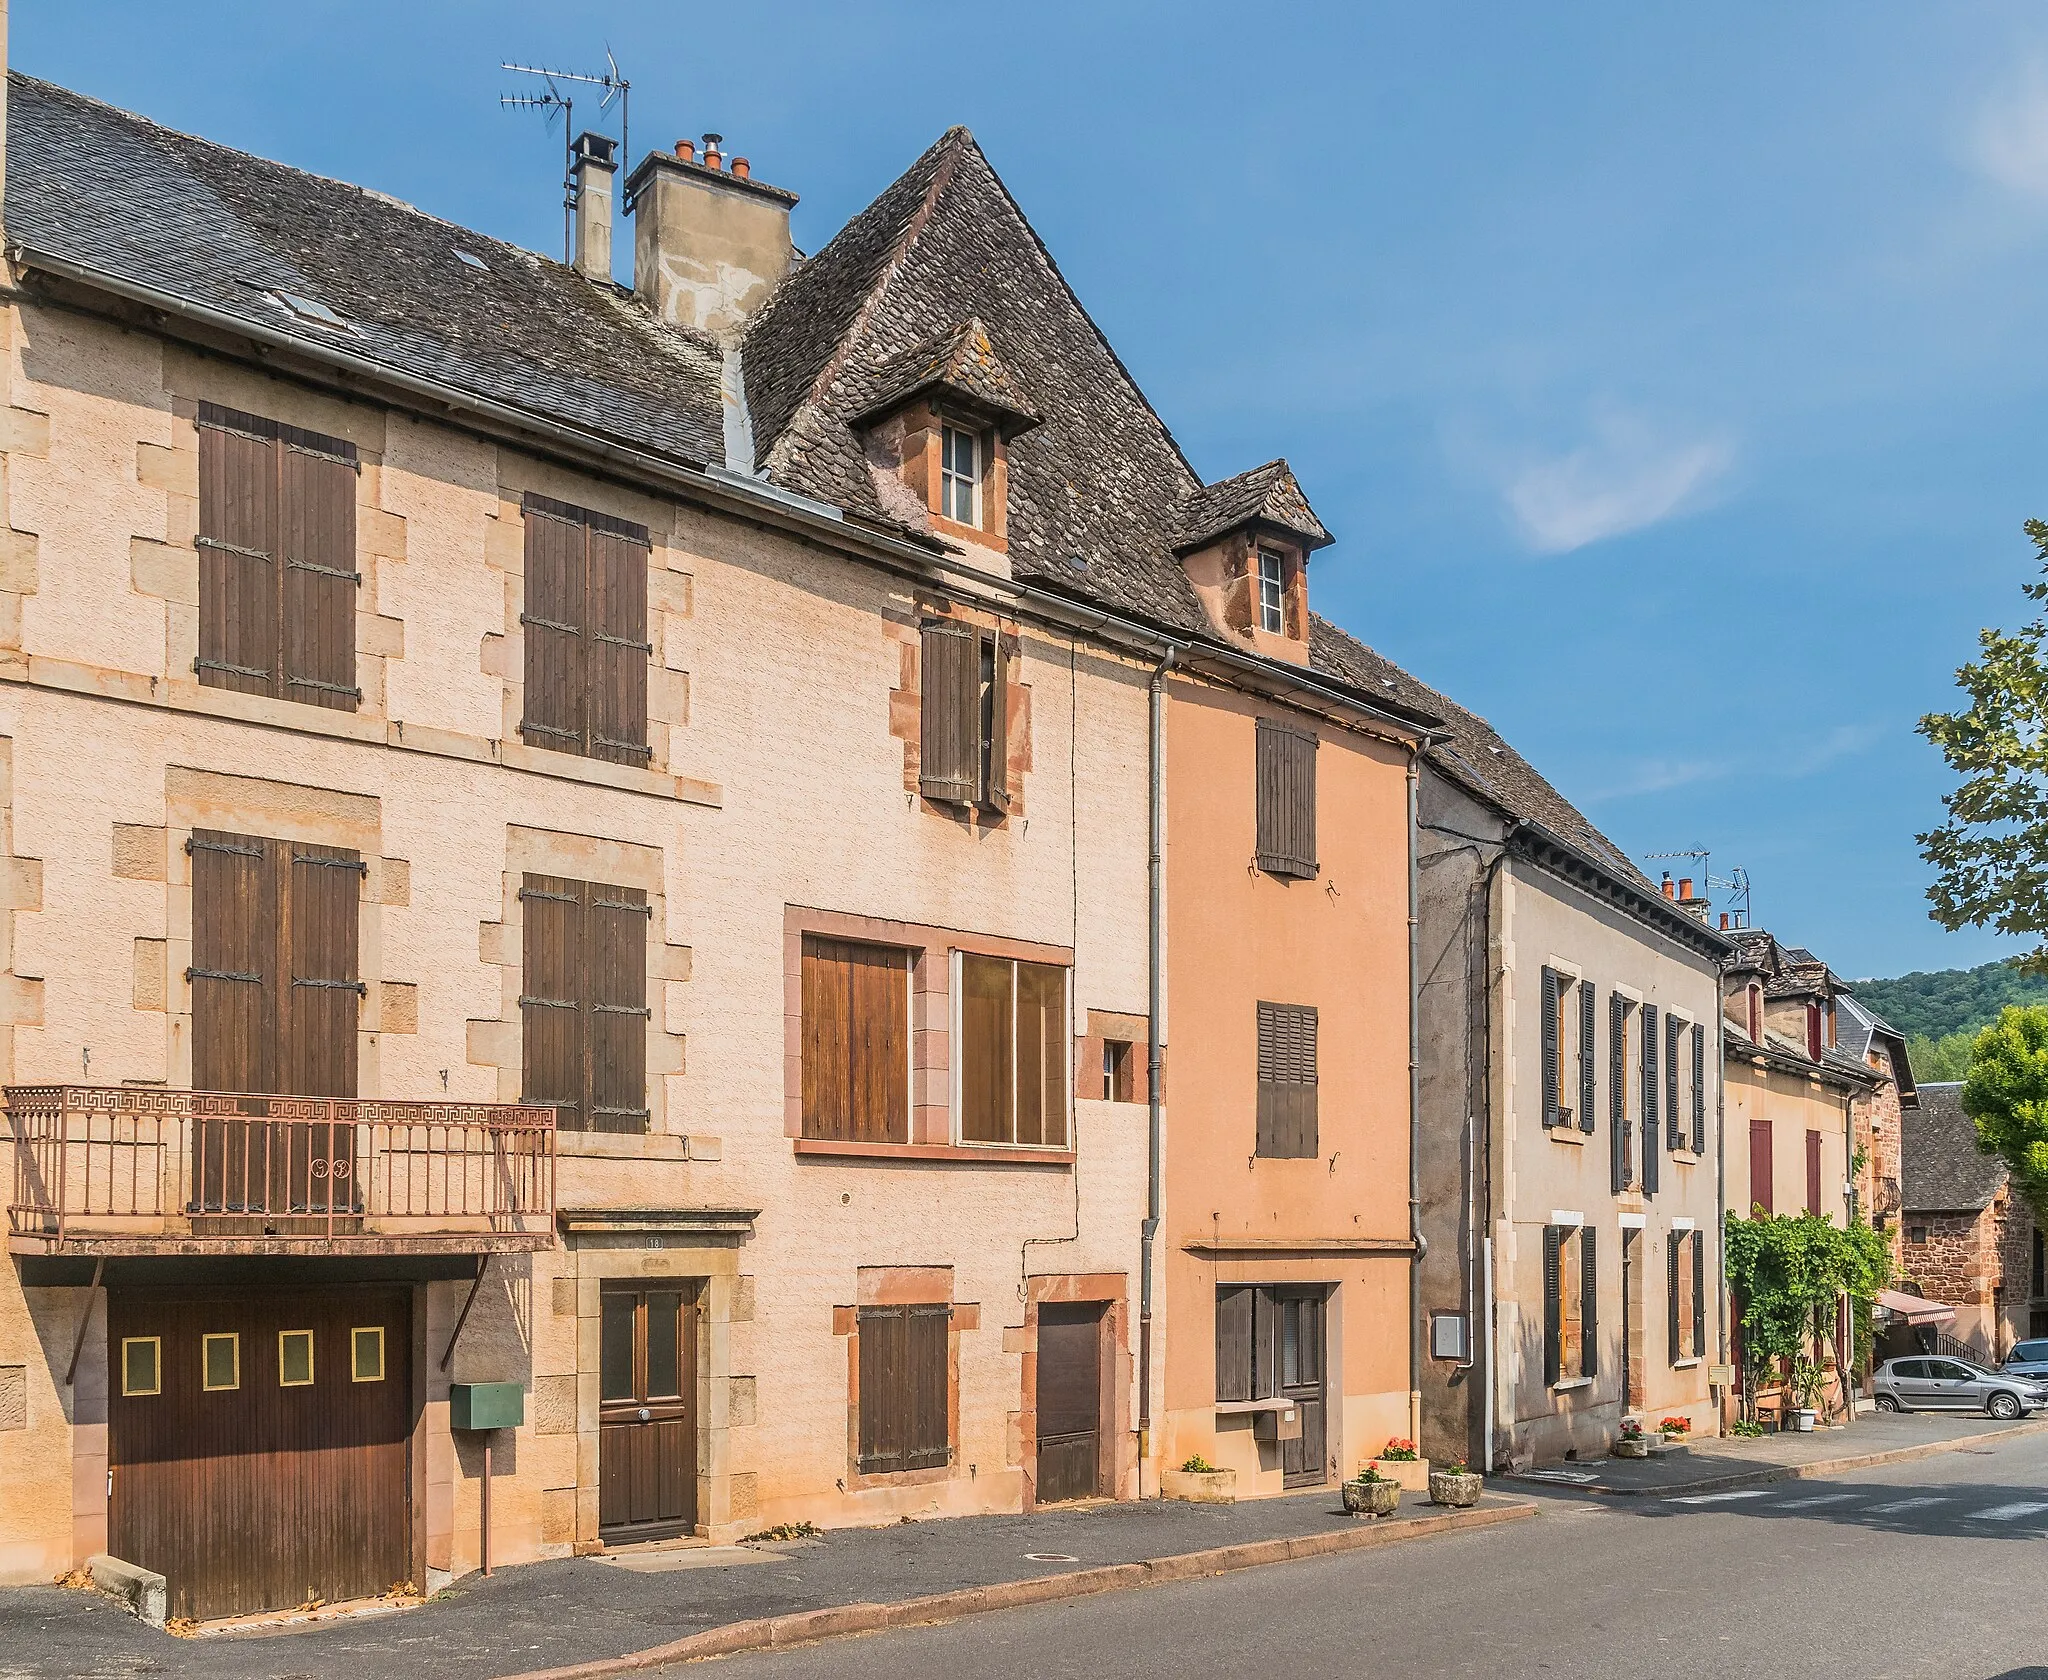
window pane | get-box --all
[203,1333,238,1391]
[1016,962,1067,1147]
[352,1326,385,1383]
[960,954,1013,1142]
[279,1330,314,1387]
[601,1291,636,1402]
[647,1291,683,1398]
[122,1338,159,1397]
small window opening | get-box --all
[352,1326,386,1383]
[1256,547,1286,634]
[1908,1225,1928,1246]
[121,1337,161,1398]
[1103,1039,1135,1103]
[941,424,981,526]
[202,1333,240,1392]
[279,1329,316,1387]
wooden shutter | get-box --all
[278,435,361,709]
[1580,1225,1598,1380]
[1691,1228,1707,1361]
[1665,1015,1685,1151]
[1539,968,1560,1130]
[856,1305,908,1473]
[1542,1226,1562,1388]
[197,412,279,698]
[1255,720,1319,879]
[190,830,280,1095]
[1215,1286,1254,1402]
[1668,1232,1682,1363]
[521,874,587,1130]
[1805,1129,1823,1214]
[1579,981,1598,1136]
[1749,1118,1774,1214]
[919,621,980,803]
[588,521,653,767]
[800,937,909,1143]
[1609,992,1629,1192]
[589,883,650,1133]
[1256,1001,1318,1158]
[1690,1023,1708,1154]
[906,1303,952,1470]
[521,498,588,755]
[285,843,363,1099]
[520,875,648,1134]
[1641,1002,1660,1198]
[985,633,1013,813]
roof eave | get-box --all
[1505,822,1734,963]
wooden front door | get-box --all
[1035,1304,1104,1504]
[598,1284,697,1542]
[108,1286,411,1621]
[1272,1288,1328,1488]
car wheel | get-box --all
[1990,1391,2024,1420]
[1874,1394,1901,1413]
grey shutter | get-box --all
[1641,1003,1660,1199]
[1542,1226,1562,1388]
[1665,1015,1685,1151]
[1215,1285,1254,1402]
[1580,1226,1598,1380]
[1692,1229,1707,1360]
[1691,1023,1708,1154]
[1668,1232,1682,1365]
[1540,967,1560,1130]
[1579,981,1598,1135]
[919,621,979,803]
[1609,992,1629,1192]
[1255,720,1319,879]
[1256,1002,1318,1158]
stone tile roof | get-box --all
[1172,460,1332,554]
[1904,1083,2005,1213]
[848,316,1041,433]
[6,75,729,468]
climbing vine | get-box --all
[1723,1211,1891,1424]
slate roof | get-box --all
[1904,1083,2005,1213]
[1172,460,1332,554]
[5,74,728,466]
[849,316,1041,433]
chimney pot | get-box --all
[731,157,750,180]
[569,130,618,284]
[1679,877,1694,901]
[675,138,695,163]
[1720,913,1731,930]
[702,133,723,170]
[1661,872,1675,900]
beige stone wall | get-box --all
[0,298,1153,1583]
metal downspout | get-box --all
[1138,649,1173,1493]
[1407,755,1427,1445]
[1715,957,1731,1429]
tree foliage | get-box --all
[1852,958,2048,1042]
[1906,1030,1977,1082]
[1724,1211,1891,1422]
[1960,1004,2048,1224]
[1920,521,2048,972]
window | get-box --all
[1214,1284,1324,1401]
[519,492,652,767]
[1749,1118,1774,1214]
[1668,1229,1705,1363]
[1254,719,1318,879]
[1806,1129,1823,1214]
[918,620,1013,811]
[1256,547,1286,634]
[520,874,650,1133]
[1907,1224,1927,1246]
[278,1330,315,1387]
[352,1326,385,1383]
[800,936,911,1143]
[1543,1224,1597,1386]
[1255,1001,1318,1158]
[1103,1038,1135,1103]
[196,402,360,711]
[120,1337,160,1398]
[856,1303,951,1473]
[1541,969,1594,1135]
[189,830,362,1105]
[958,954,1069,1147]
[940,425,981,526]
[202,1333,240,1392]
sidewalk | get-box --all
[1505,1410,2048,1497]
[0,1488,1532,1680]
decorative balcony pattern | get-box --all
[6,1086,556,1254]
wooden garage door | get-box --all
[108,1287,412,1621]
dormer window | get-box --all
[1257,547,1287,634]
[1170,460,1331,669]
[941,424,982,526]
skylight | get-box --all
[454,249,489,272]
[265,290,350,331]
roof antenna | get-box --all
[500,52,632,262]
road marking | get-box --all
[1772,1492,1856,1508]
[1670,1490,1768,1505]
[1866,1496,1948,1514]
[1971,1501,2048,1521]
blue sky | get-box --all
[19,2,2048,979]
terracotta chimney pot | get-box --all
[1662,873,1675,900]
[731,157,750,180]
[702,132,723,171]
[675,139,695,163]
[1720,913,1731,930]
[1679,877,1694,901]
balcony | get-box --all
[6,1086,557,1256]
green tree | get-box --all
[1960,1004,2048,1223]
[1919,520,2048,971]
[1724,1211,1892,1425]
[1905,1030,1976,1082]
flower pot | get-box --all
[1378,1456,1430,1491]
[1342,1478,1402,1518]
[1612,1437,1651,1459]
[1792,1408,1817,1433]
[1428,1469,1483,1508]
[1161,1468,1237,1504]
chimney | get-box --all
[570,131,618,283]
[626,134,798,341]
[1678,877,1694,901]
[1720,913,1731,931]
[1661,872,1675,901]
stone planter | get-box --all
[1427,1469,1483,1508]
[1342,1478,1402,1518]
[1161,1467,1236,1504]
[1376,1456,1430,1492]
[1612,1436,1652,1459]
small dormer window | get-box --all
[1257,547,1287,634]
[941,424,982,526]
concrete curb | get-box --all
[1514,1415,2048,1499]
[496,1498,1537,1680]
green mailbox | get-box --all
[450,1381,525,1432]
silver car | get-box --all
[2003,1338,2048,1381]
[1872,1356,2048,1419]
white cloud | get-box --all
[1503,410,1735,555]
[1970,65,2048,199]
[1587,723,1880,807]
[1588,757,1729,803]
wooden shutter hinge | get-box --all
[186,965,263,985]
[292,976,368,996]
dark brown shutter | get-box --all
[1641,1002,1660,1198]
[1255,720,1319,879]
[189,830,280,1095]
[799,937,909,1143]
[588,523,652,767]
[1579,981,1598,1135]
[1256,1001,1318,1158]
[589,883,649,1133]
[1215,1285,1254,1402]
[1251,1286,1280,1398]
[1542,1226,1562,1388]
[1805,1129,1823,1214]
[286,843,362,1099]
[1692,1227,1707,1359]
[906,1303,952,1469]
[985,633,1013,814]
[1750,1118,1774,1214]
[1668,1232,1682,1363]
[1610,992,1629,1192]
[197,416,279,698]
[1690,1023,1708,1154]
[1665,1014,1685,1151]
[1580,1225,1598,1380]
[521,500,588,755]
[919,621,979,804]
[856,1305,908,1473]
[520,873,587,1130]
[1539,967,1560,1130]
[278,441,361,709]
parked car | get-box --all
[2003,1339,2048,1380]
[1872,1356,2048,1419]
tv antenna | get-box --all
[1642,848,1752,929]
[500,53,632,262]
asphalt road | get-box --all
[671,1432,2048,1680]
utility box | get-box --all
[450,1381,525,1432]
[1253,1403,1301,1443]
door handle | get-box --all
[637,1407,651,1423]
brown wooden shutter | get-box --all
[1750,1117,1774,1213]
[1539,968,1560,1129]
[1692,1227,1707,1359]
[189,829,280,1095]
[197,413,280,698]
[985,632,1014,814]
[588,883,650,1133]
[1691,1022,1708,1154]
[905,1303,952,1469]
[1542,1226,1562,1387]
[1805,1129,1823,1214]
[1580,1225,1598,1380]
[1256,1001,1318,1158]
[521,498,588,755]
[800,937,909,1143]
[856,1305,908,1473]
[1215,1285,1254,1402]
[1668,1232,1682,1363]
[520,873,587,1130]
[919,621,980,803]
[1610,993,1630,1192]
[588,521,652,767]
[278,438,361,709]
[1665,1014,1685,1151]
[1579,981,1598,1136]
[285,843,363,1099]
[1255,720,1319,879]
[1641,1002,1660,1198]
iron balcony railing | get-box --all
[6,1086,556,1250]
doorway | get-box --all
[1622,1227,1640,1413]
[598,1283,698,1542]
[1035,1304,1105,1504]
[1272,1287,1328,1488]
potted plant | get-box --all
[1658,1415,1691,1439]
[1612,1419,1652,1459]
[1427,1458,1484,1507]
[1374,1436,1431,1491]
[1789,1357,1826,1431]
[1342,1461,1402,1518]
[1161,1453,1236,1504]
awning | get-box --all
[1875,1288,1956,1327]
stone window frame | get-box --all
[862,399,1013,556]
[831,1265,979,1493]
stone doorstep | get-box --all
[497,1497,1537,1680]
